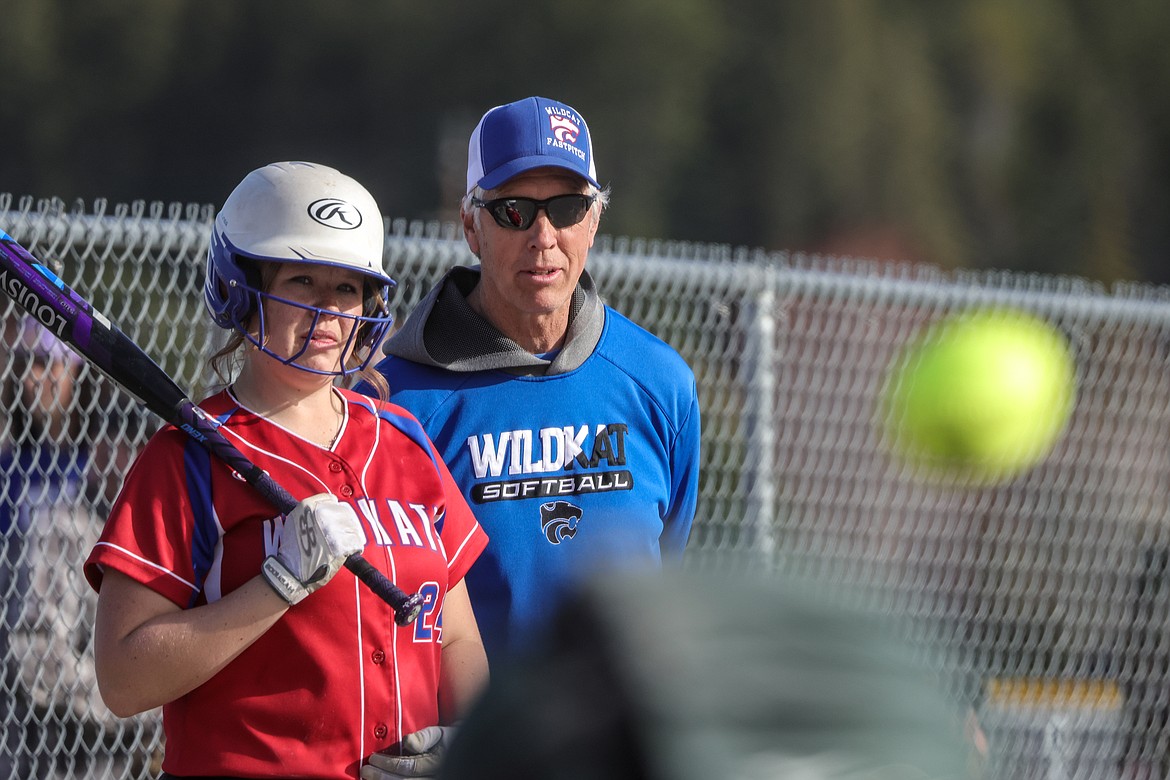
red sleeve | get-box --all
[83,426,202,606]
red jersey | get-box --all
[83,388,488,779]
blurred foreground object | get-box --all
[882,308,1076,485]
[442,569,970,780]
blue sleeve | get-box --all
[660,380,700,560]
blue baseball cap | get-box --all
[466,96,600,194]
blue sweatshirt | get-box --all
[358,267,700,661]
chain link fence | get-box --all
[3,191,1170,778]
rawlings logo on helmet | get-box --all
[308,198,363,230]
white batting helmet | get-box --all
[204,161,395,375]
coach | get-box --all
[360,95,701,663]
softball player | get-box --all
[357,97,701,664]
[84,162,487,779]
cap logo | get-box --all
[549,114,580,144]
[307,198,363,230]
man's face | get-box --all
[463,168,599,336]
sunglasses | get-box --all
[471,194,596,231]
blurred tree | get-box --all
[671,1,967,268]
[0,0,209,198]
[935,0,1145,280]
[1,0,1167,283]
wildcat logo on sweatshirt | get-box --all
[466,423,634,504]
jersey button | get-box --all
[340,484,354,497]
[374,724,388,740]
[372,649,385,664]
[328,461,343,473]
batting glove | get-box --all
[360,725,457,780]
[261,493,365,605]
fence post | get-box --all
[743,266,778,567]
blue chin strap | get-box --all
[229,282,394,377]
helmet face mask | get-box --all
[220,253,396,376]
[205,161,395,376]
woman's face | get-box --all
[252,262,367,376]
